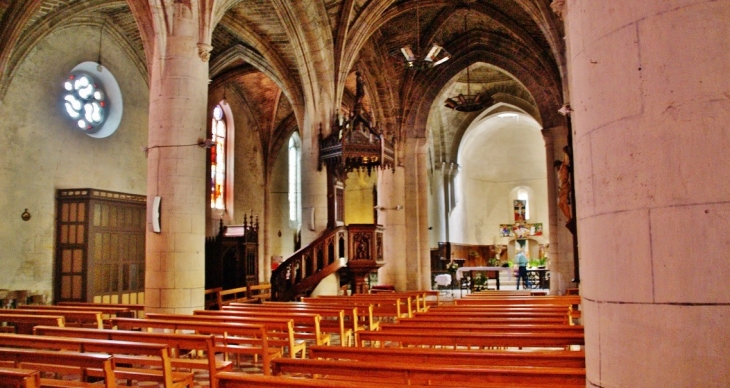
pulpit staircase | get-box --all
[270,225,383,301]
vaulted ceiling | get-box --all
[0,0,565,166]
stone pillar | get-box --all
[566,1,730,386]
[542,126,573,295]
[404,138,430,290]
[378,167,407,290]
[441,162,459,242]
[299,120,328,246]
[145,3,212,314]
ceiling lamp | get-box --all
[400,0,450,70]
[444,10,486,112]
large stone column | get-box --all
[145,3,212,314]
[404,138,430,290]
[566,1,730,386]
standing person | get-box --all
[515,248,530,290]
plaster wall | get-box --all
[450,116,549,254]
[0,25,149,298]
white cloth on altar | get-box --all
[455,266,512,281]
[435,274,452,287]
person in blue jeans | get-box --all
[515,248,530,289]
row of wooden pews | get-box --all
[211,291,586,387]
[0,291,584,387]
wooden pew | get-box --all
[34,326,231,388]
[356,329,585,349]
[399,315,568,325]
[0,313,65,334]
[458,295,581,305]
[413,310,571,325]
[301,297,400,327]
[0,333,191,388]
[0,348,116,388]
[205,287,223,310]
[110,317,280,374]
[19,304,132,317]
[309,345,586,368]
[56,302,144,318]
[216,372,408,388]
[271,358,586,387]
[247,283,272,302]
[379,322,585,335]
[315,295,413,318]
[217,305,351,346]
[218,286,250,306]
[3,308,103,329]
[185,310,330,346]
[0,367,41,388]
[139,314,308,358]
[263,301,369,334]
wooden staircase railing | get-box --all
[270,226,348,301]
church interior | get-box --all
[0,0,728,387]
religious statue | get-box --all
[554,145,575,233]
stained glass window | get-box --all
[288,133,301,225]
[211,105,226,209]
[517,188,529,220]
[63,72,107,132]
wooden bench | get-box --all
[185,310,330,346]
[0,333,191,388]
[309,345,586,368]
[0,348,116,388]
[216,372,409,388]
[0,313,65,334]
[400,315,569,325]
[140,314,308,358]
[356,329,585,349]
[314,295,413,318]
[264,301,371,334]
[205,287,223,310]
[3,308,103,329]
[271,358,586,387]
[34,326,231,388]
[221,304,352,347]
[459,295,581,305]
[248,283,272,302]
[413,310,571,325]
[56,302,144,318]
[301,297,401,327]
[110,317,279,374]
[19,304,132,316]
[0,367,41,388]
[379,322,585,335]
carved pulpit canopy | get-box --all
[319,72,396,178]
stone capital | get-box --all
[197,42,213,62]
[550,0,566,20]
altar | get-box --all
[456,266,512,290]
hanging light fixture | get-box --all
[444,10,488,112]
[96,24,104,72]
[400,0,450,70]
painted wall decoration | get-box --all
[500,223,543,237]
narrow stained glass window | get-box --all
[288,133,301,226]
[517,188,529,220]
[211,105,226,209]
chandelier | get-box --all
[444,10,486,112]
[400,0,450,70]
